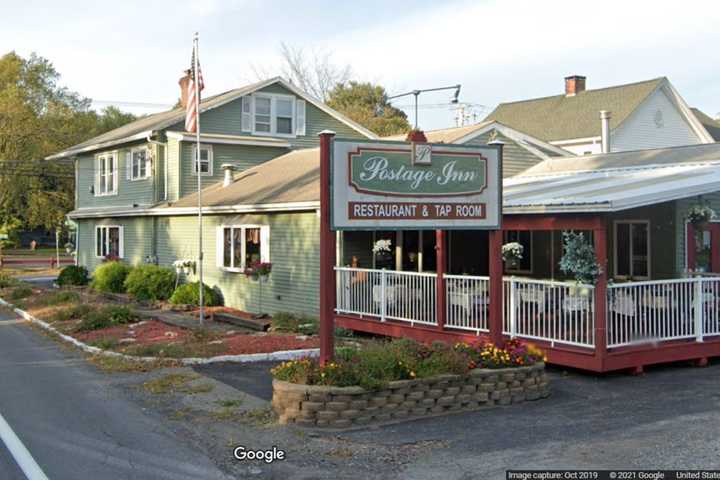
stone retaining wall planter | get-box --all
[272,363,549,429]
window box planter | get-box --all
[272,363,549,429]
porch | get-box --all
[334,211,720,373]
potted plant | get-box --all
[502,242,524,269]
[372,239,393,267]
[245,261,272,318]
[686,204,715,226]
[405,129,428,143]
[558,231,601,297]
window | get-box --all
[95,152,117,195]
[251,94,298,136]
[614,221,650,279]
[95,226,123,258]
[218,225,269,271]
[129,148,151,180]
[192,144,213,176]
[504,230,533,273]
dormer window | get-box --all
[241,93,306,137]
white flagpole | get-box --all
[194,32,204,326]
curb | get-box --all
[0,297,319,365]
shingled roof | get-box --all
[47,77,377,159]
[484,77,665,141]
[692,108,720,141]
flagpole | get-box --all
[194,32,204,327]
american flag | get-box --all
[185,46,205,133]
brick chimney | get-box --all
[178,70,192,108]
[565,75,586,96]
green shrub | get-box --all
[91,262,133,293]
[53,304,94,322]
[271,312,300,332]
[0,272,17,289]
[56,265,89,286]
[9,285,33,301]
[76,305,139,332]
[124,265,177,301]
[169,282,221,306]
[36,291,80,306]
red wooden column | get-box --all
[436,230,446,331]
[593,225,608,361]
[687,223,696,272]
[488,229,504,346]
[319,130,336,366]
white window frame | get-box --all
[192,144,213,176]
[129,147,151,180]
[504,230,534,275]
[613,220,651,280]
[252,93,297,138]
[95,151,118,196]
[217,225,270,272]
[95,225,124,259]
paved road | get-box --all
[0,309,233,480]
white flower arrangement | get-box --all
[173,259,196,273]
[372,239,392,255]
[686,204,715,225]
[501,242,524,262]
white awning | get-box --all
[504,161,720,213]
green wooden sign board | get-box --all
[331,139,502,230]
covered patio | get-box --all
[333,147,720,372]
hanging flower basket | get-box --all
[502,242,524,268]
[686,204,715,226]
[406,129,428,143]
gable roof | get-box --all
[692,108,720,141]
[484,77,669,141]
[47,77,377,160]
[382,120,573,159]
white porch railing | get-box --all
[503,277,596,348]
[607,277,720,348]
[335,267,437,326]
[445,274,489,333]
[335,267,720,352]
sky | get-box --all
[2,0,719,130]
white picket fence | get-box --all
[336,267,720,351]
[607,277,720,348]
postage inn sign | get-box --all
[331,139,501,229]
[318,132,504,364]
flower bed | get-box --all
[271,339,550,428]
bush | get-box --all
[272,338,545,390]
[76,305,139,332]
[91,261,133,293]
[169,282,221,306]
[124,265,177,301]
[271,313,318,335]
[36,291,80,306]
[52,304,94,323]
[9,285,33,301]
[0,272,17,289]
[56,265,89,286]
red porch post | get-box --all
[594,225,608,360]
[436,230,446,331]
[319,130,336,366]
[687,223,696,272]
[488,229,504,345]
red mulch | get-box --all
[222,334,319,355]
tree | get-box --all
[253,43,352,102]
[0,51,136,233]
[327,81,411,137]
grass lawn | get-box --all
[2,248,70,256]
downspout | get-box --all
[146,131,165,263]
